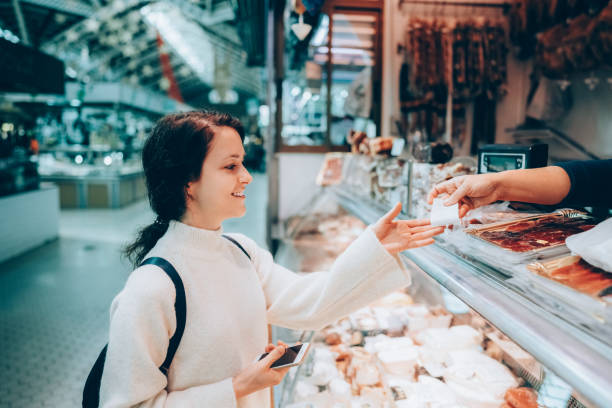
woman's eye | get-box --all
[225,165,236,170]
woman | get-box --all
[100,111,443,407]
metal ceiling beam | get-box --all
[109,49,163,78]
[33,9,55,48]
[173,0,235,27]
[43,0,149,46]
[12,0,31,45]
[19,0,95,17]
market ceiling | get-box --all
[0,0,265,107]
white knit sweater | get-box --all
[99,220,410,407]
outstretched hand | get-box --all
[371,203,444,255]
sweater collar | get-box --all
[159,220,225,256]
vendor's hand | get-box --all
[232,341,290,400]
[372,203,444,254]
[428,174,500,218]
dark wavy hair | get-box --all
[124,110,244,267]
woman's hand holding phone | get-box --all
[232,341,290,400]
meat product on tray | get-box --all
[316,153,344,186]
[529,255,612,298]
[469,215,596,253]
[504,387,538,408]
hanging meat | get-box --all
[509,0,609,58]
[591,1,612,67]
[405,18,507,102]
[536,2,612,78]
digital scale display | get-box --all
[477,144,548,174]
[481,153,526,173]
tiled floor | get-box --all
[0,173,268,408]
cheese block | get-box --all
[414,325,482,351]
[378,347,419,377]
[443,350,519,407]
[393,375,463,407]
[329,378,352,397]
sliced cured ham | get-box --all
[504,387,538,408]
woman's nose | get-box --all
[240,166,253,184]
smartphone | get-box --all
[258,343,311,369]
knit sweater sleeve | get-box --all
[230,227,411,331]
[99,265,237,408]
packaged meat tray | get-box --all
[520,255,612,328]
[527,255,612,300]
[504,255,612,345]
[316,153,346,186]
[464,211,597,266]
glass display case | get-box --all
[37,145,144,208]
[32,102,155,208]
[270,157,612,408]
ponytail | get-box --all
[124,217,170,267]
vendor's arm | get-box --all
[429,160,612,216]
[230,204,443,331]
[555,159,612,207]
[428,166,572,217]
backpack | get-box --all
[83,235,250,408]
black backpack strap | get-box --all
[222,234,251,261]
[83,345,108,407]
[83,257,186,408]
[140,257,186,375]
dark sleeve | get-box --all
[555,159,612,208]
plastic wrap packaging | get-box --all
[516,254,612,336]
[565,217,612,273]
[316,153,346,186]
[445,212,599,272]
[485,331,543,387]
[413,325,482,351]
[509,266,612,344]
[461,202,543,227]
[443,350,519,408]
[528,255,612,299]
[468,213,595,253]
[391,375,467,408]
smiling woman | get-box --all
[182,126,253,230]
[123,110,246,267]
[98,109,443,408]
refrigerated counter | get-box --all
[272,187,612,408]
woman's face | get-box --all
[183,126,252,229]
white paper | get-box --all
[431,198,460,226]
[565,217,612,273]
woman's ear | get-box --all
[185,183,194,201]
